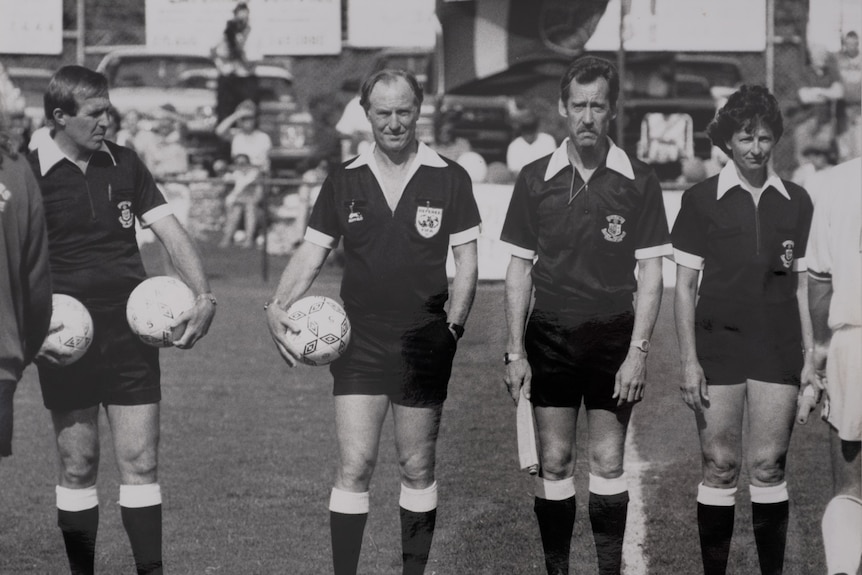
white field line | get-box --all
[623,419,649,575]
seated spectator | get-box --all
[433,114,472,161]
[216,100,272,173]
[220,153,263,248]
[506,110,556,174]
[794,44,844,166]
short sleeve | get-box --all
[448,168,481,246]
[499,170,537,259]
[305,176,341,250]
[132,151,170,227]
[671,189,707,270]
[633,170,672,259]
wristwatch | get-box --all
[629,339,650,353]
[504,352,526,365]
[447,323,465,340]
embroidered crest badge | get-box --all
[602,215,626,242]
[415,205,443,238]
[117,200,134,228]
[347,201,363,224]
[780,240,794,268]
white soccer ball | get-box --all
[285,296,351,366]
[126,276,195,347]
[40,294,94,366]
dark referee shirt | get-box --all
[29,136,171,312]
[671,161,813,305]
[500,138,672,315]
[306,142,481,317]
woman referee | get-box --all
[672,85,816,575]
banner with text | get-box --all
[0,0,63,55]
[347,0,436,48]
[145,0,341,56]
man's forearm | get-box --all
[505,256,533,353]
[448,241,478,326]
[808,275,834,347]
[631,257,664,341]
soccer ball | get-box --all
[126,276,195,347]
[40,294,94,366]
[285,296,351,366]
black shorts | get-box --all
[330,312,457,407]
[695,297,803,386]
[525,309,635,409]
[37,306,161,411]
[0,380,15,456]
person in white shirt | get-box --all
[506,109,556,175]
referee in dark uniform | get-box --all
[29,66,216,575]
[501,56,671,575]
[265,69,480,575]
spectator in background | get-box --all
[335,82,374,159]
[219,153,263,248]
[433,113,472,161]
[216,100,272,173]
[836,31,862,161]
[795,44,844,166]
[505,109,556,175]
[211,2,259,122]
[791,142,834,190]
[0,121,52,463]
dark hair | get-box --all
[559,56,620,107]
[234,2,249,15]
[44,65,109,122]
[359,69,423,112]
[706,84,783,155]
[846,31,859,39]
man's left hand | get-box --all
[171,295,217,349]
[613,349,647,406]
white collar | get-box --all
[37,133,116,176]
[716,160,789,200]
[345,141,448,171]
[543,137,635,182]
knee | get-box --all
[339,453,377,490]
[59,450,99,487]
[117,447,158,484]
[702,452,741,487]
[398,451,435,488]
[749,454,787,485]
[589,450,624,479]
[540,443,574,479]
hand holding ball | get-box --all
[127,276,195,347]
[38,294,94,366]
[284,296,351,366]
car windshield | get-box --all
[106,56,216,89]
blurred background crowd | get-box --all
[0,0,859,256]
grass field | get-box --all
[0,240,835,574]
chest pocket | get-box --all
[341,199,375,245]
[596,209,633,255]
[110,187,137,230]
[414,198,445,241]
[771,226,799,273]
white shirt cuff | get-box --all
[304,227,338,250]
[450,225,480,246]
[635,243,673,260]
[501,241,536,260]
[673,248,705,270]
[139,204,173,228]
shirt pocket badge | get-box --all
[416,205,443,238]
[601,214,627,243]
[117,200,134,228]
[779,239,795,269]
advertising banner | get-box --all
[347,0,436,48]
[0,0,63,55]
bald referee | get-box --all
[500,56,670,574]
[265,68,480,575]
[805,157,862,575]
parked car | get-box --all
[96,48,314,174]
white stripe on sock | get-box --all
[749,482,788,504]
[329,488,369,514]
[697,483,738,506]
[56,485,98,512]
[534,476,576,501]
[118,483,162,508]
[399,482,438,513]
[589,473,628,496]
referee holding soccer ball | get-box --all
[265,68,480,575]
